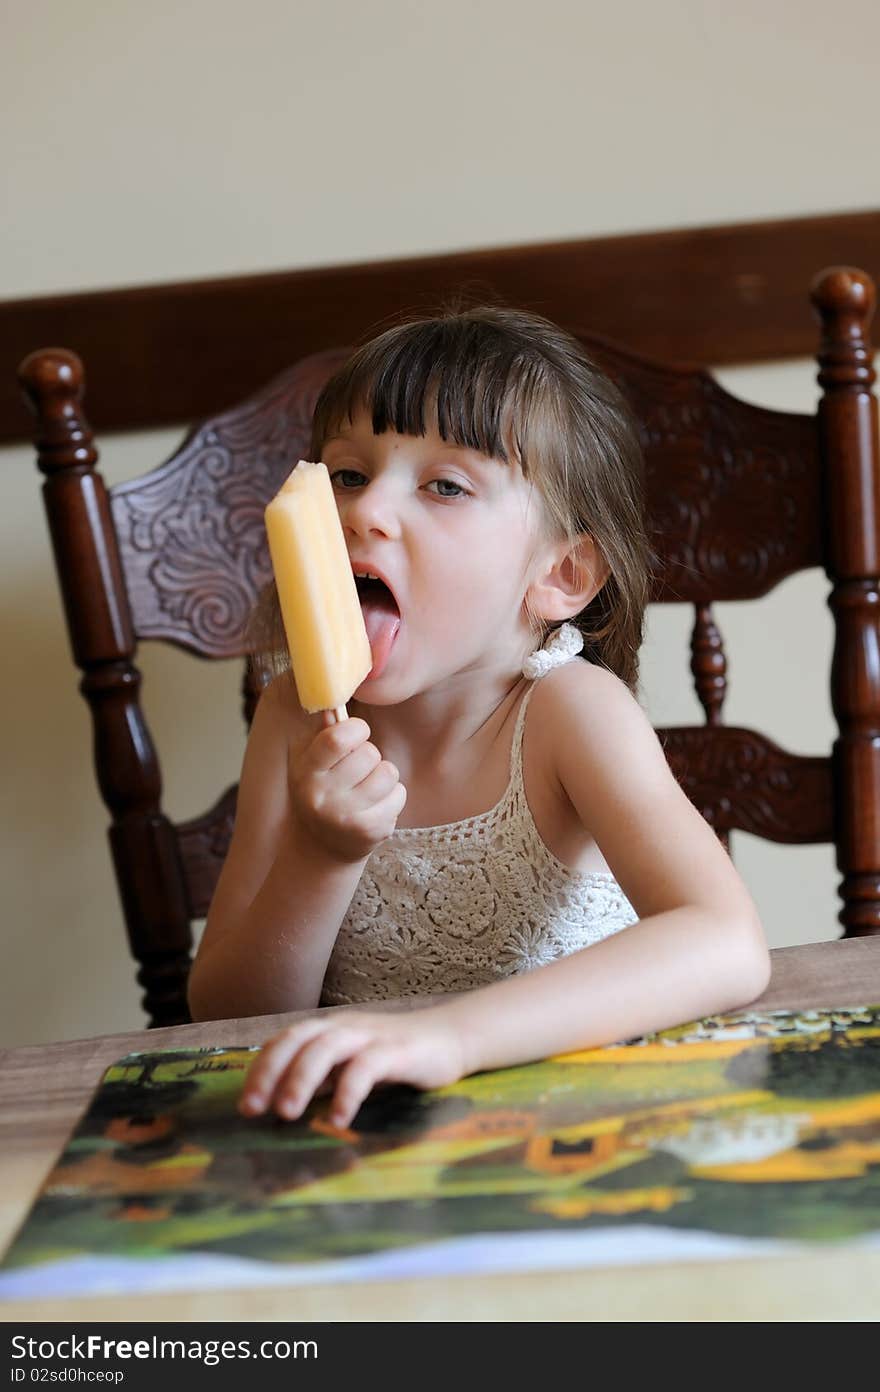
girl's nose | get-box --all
[339,480,402,540]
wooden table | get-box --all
[2,938,879,1322]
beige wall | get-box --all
[2,1,877,1046]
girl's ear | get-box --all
[526,536,610,623]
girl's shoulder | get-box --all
[528,657,658,783]
[529,655,644,725]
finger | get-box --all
[354,779,408,834]
[330,1043,398,1129]
[332,741,383,791]
[238,1020,327,1115]
[346,759,401,809]
[272,1029,367,1120]
[314,1064,342,1098]
[310,718,371,773]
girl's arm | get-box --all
[187,679,405,1021]
[240,662,770,1124]
[446,661,771,1072]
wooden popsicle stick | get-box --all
[328,706,348,723]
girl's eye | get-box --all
[427,479,468,498]
[330,469,366,488]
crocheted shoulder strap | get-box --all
[513,621,585,779]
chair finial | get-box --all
[810,266,875,324]
[17,348,96,475]
[18,347,85,407]
[810,267,876,394]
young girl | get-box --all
[187,306,771,1129]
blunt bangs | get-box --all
[311,318,547,471]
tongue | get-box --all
[360,594,401,679]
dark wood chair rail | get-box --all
[15,265,880,1031]
[2,208,879,445]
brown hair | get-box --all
[253,305,650,693]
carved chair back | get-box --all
[19,267,879,1028]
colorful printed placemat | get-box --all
[2,1003,880,1298]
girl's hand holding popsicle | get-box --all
[288,714,407,865]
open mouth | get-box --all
[354,575,401,679]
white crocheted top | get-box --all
[320,624,639,1005]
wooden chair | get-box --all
[18,266,880,1029]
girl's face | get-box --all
[322,408,552,702]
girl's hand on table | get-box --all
[238,1008,468,1129]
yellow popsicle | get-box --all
[265,460,372,718]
